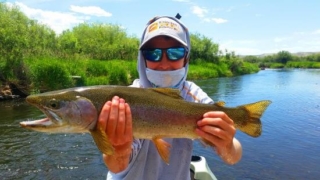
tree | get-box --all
[243,55,259,63]
[0,3,29,80]
[65,23,139,60]
[189,33,219,63]
[276,51,293,64]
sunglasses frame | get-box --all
[141,47,187,62]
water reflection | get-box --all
[195,75,243,101]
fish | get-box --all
[20,85,271,164]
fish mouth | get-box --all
[22,95,97,133]
[19,105,64,132]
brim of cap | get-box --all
[139,32,188,49]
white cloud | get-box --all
[220,45,264,56]
[202,17,228,24]
[220,33,320,55]
[226,6,235,12]
[191,5,227,24]
[70,5,112,17]
[273,37,290,43]
[172,0,190,2]
[6,2,113,34]
[193,3,250,24]
[211,18,228,24]
[8,2,90,34]
[271,30,320,52]
[293,31,306,35]
[312,29,320,34]
[219,40,262,55]
[191,5,208,18]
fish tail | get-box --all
[237,100,271,137]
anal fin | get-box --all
[152,137,171,164]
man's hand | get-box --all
[195,111,242,164]
[98,96,133,172]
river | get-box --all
[1,69,319,180]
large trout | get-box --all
[20,85,271,163]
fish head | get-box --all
[20,90,98,133]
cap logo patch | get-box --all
[148,20,180,33]
[148,22,158,33]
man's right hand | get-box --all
[98,96,133,172]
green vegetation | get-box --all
[24,58,138,92]
[1,2,318,94]
[243,51,320,69]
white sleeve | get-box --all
[181,81,214,104]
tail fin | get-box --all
[237,100,272,137]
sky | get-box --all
[4,0,320,55]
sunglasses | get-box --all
[142,47,186,62]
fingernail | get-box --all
[197,120,201,125]
[119,98,125,103]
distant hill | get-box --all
[290,52,320,57]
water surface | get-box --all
[1,69,319,179]
[193,69,320,179]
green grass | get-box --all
[24,58,138,92]
[286,61,320,68]
[188,61,255,79]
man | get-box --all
[98,16,242,180]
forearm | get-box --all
[217,138,242,165]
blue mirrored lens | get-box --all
[167,47,185,60]
[142,49,162,61]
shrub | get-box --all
[28,60,73,91]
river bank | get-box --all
[0,85,20,101]
[1,58,260,96]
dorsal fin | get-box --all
[214,101,226,107]
[150,88,183,99]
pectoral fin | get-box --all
[90,126,114,155]
[152,137,171,164]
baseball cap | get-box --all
[139,17,189,49]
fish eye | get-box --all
[48,99,60,109]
